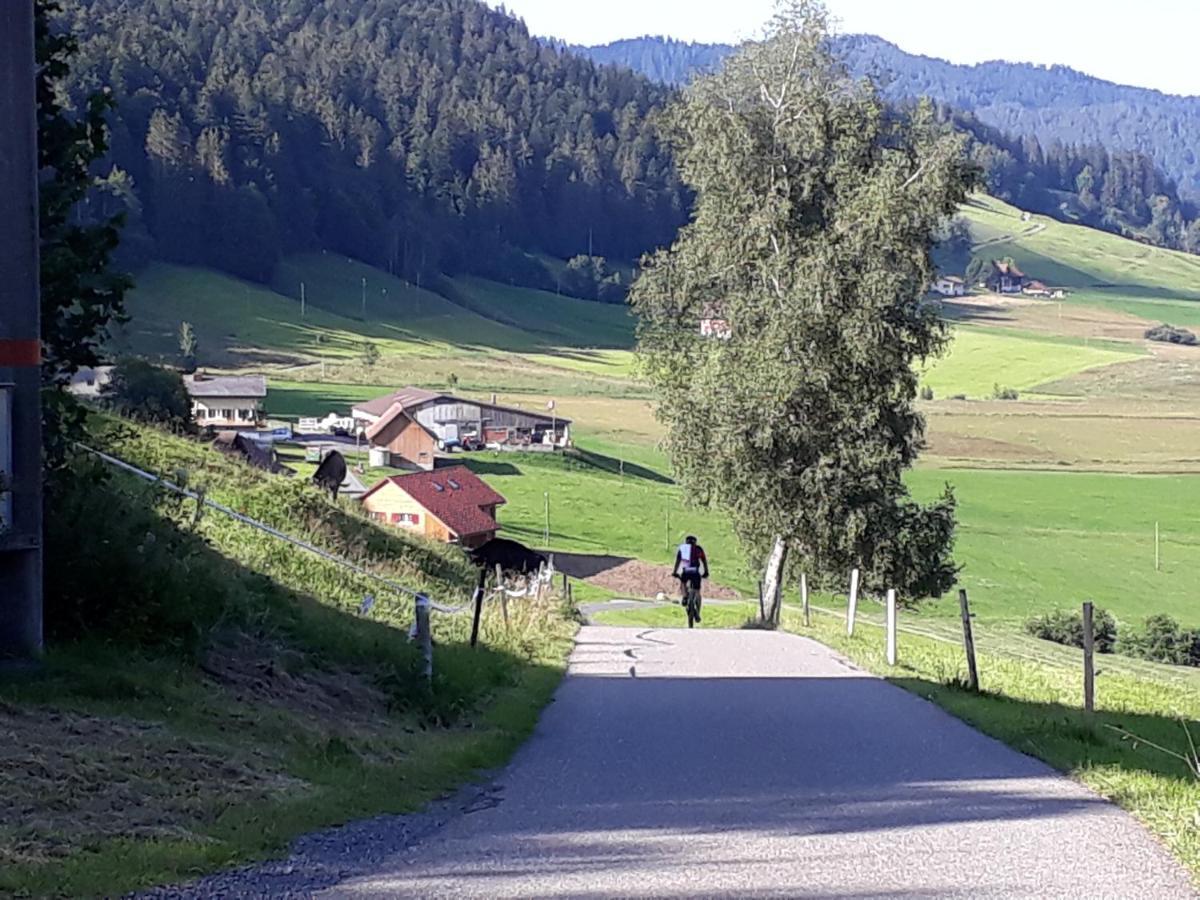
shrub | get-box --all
[1024,607,1117,654]
[1145,323,1199,346]
[1120,614,1200,667]
[919,385,934,401]
[99,358,193,431]
[992,383,1020,401]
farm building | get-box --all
[187,373,267,429]
[360,466,505,549]
[353,387,571,468]
[699,304,732,339]
[985,260,1027,294]
[66,365,114,398]
[1022,281,1067,299]
[933,275,966,297]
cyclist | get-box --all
[673,535,709,622]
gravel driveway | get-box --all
[150,626,1197,899]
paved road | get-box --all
[314,626,1194,899]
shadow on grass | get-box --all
[888,674,1200,784]
[568,447,674,484]
[0,469,570,898]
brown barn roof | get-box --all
[362,466,505,538]
[353,387,443,419]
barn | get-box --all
[353,387,571,468]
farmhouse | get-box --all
[933,275,966,297]
[699,303,732,339]
[985,260,1026,294]
[353,387,571,468]
[66,365,114,398]
[187,373,267,429]
[360,466,505,549]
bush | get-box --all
[99,358,194,431]
[1024,607,1117,654]
[562,254,627,303]
[919,385,934,401]
[992,383,1020,401]
[1120,614,1200,667]
[1144,323,1198,346]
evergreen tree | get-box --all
[632,1,974,613]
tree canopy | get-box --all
[632,1,973,608]
[53,0,688,288]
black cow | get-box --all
[469,538,546,575]
[312,450,348,499]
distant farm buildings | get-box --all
[360,466,505,549]
[187,373,267,429]
[352,387,571,470]
[1021,280,1068,299]
[933,276,966,297]
[986,260,1026,294]
[699,304,732,340]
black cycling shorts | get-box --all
[680,570,702,590]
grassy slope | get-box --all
[591,604,1200,886]
[962,194,1200,299]
[922,326,1141,398]
[0,420,576,897]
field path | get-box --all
[313,626,1194,898]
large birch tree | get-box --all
[632,1,976,616]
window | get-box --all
[391,512,420,525]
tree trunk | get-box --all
[761,535,788,625]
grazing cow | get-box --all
[312,450,348,499]
[469,538,546,575]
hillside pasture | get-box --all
[920,325,1141,398]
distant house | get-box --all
[187,373,267,429]
[360,466,505,549]
[353,387,571,468]
[1022,280,1052,298]
[66,365,114,398]
[699,304,732,340]
[933,276,966,297]
[985,261,1026,294]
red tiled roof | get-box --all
[363,466,505,538]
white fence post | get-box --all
[846,568,860,636]
[415,593,433,686]
[886,589,898,666]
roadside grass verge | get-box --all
[0,418,577,897]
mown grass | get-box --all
[920,325,1140,399]
[0,417,578,897]
[592,601,1200,884]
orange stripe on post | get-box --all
[0,339,41,367]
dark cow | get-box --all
[312,450,348,499]
[469,538,546,575]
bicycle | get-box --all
[680,576,702,628]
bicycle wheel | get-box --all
[686,587,698,628]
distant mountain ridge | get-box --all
[572,34,1200,201]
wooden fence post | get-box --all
[846,568,860,636]
[415,593,433,687]
[1082,600,1095,717]
[495,563,509,631]
[958,589,980,692]
[469,568,487,648]
[886,589,898,666]
[758,580,766,621]
[773,579,782,626]
[801,573,810,628]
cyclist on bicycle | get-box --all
[673,535,709,621]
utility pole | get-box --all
[300,281,306,318]
[361,276,367,320]
[0,1,44,662]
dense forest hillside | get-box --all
[58,0,686,288]
[573,34,1200,255]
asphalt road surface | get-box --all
[174,626,1197,898]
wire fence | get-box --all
[77,443,557,618]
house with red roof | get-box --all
[985,260,1027,294]
[359,466,505,549]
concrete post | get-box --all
[0,1,44,661]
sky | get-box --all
[491,0,1200,97]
